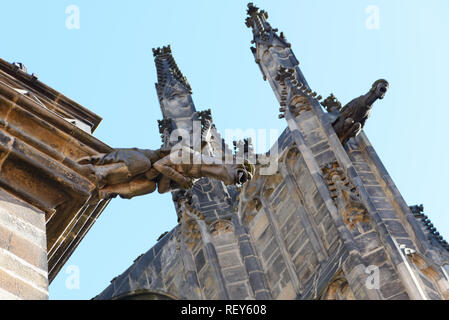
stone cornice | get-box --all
[0,62,113,282]
[0,58,103,132]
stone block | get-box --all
[357,172,378,186]
[0,268,47,300]
[388,291,410,300]
[370,197,395,211]
[313,203,328,226]
[314,150,336,167]
[354,231,381,256]
[287,232,307,258]
[377,209,398,220]
[352,162,371,173]
[244,256,261,273]
[0,249,47,290]
[363,248,388,267]
[239,240,254,258]
[255,290,272,300]
[262,239,278,261]
[310,141,330,156]
[227,282,251,300]
[266,253,283,286]
[280,211,299,235]
[276,282,296,300]
[0,208,46,249]
[218,251,242,269]
[8,232,47,271]
[365,186,385,198]
[304,130,326,146]
[383,220,409,238]
[223,266,248,284]
[284,225,303,250]
[248,270,268,293]
[249,212,268,240]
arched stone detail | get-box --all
[282,145,301,170]
[409,253,449,299]
[208,219,234,237]
[242,197,263,225]
[261,171,283,200]
[112,289,178,300]
[320,272,355,300]
[288,95,312,118]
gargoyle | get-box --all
[330,79,389,144]
[78,146,254,200]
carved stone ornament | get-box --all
[77,146,255,201]
[322,162,369,229]
[209,220,234,237]
[330,79,389,144]
[175,193,204,250]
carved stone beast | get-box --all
[78,147,254,200]
[331,79,389,144]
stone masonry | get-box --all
[1,3,448,301]
[0,59,112,299]
[96,4,449,300]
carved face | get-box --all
[234,161,255,185]
[215,161,255,186]
[372,80,389,99]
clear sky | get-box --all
[1,0,448,300]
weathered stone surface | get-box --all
[0,2,430,302]
[0,57,113,298]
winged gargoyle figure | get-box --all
[328,79,389,144]
[78,146,254,201]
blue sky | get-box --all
[1,0,449,299]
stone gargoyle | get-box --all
[327,79,389,144]
[78,146,255,201]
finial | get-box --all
[152,45,172,57]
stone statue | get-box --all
[78,146,254,201]
[330,79,389,144]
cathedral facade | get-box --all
[0,3,448,300]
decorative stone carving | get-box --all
[322,162,369,229]
[209,220,234,237]
[283,145,301,169]
[243,197,263,225]
[157,118,173,144]
[233,138,254,159]
[175,194,204,250]
[408,253,449,299]
[275,67,321,119]
[78,146,255,200]
[321,94,342,114]
[330,79,389,144]
[197,109,212,129]
[411,205,449,250]
[320,271,355,300]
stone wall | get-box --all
[97,4,449,300]
[0,58,111,298]
[0,189,48,299]
[97,120,449,301]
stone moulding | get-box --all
[0,58,113,282]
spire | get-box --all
[245,3,289,48]
[152,45,197,135]
[246,3,271,40]
[245,3,320,119]
[153,45,192,101]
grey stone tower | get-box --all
[96,4,449,300]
